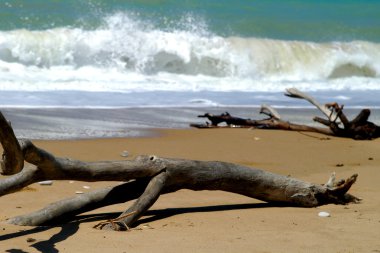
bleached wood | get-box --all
[285,88,339,122]
[260,104,281,120]
[0,111,360,230]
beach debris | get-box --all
[83,185,90,189]
[26,237,37,243]
[191,88,380,140]
[38,180,53,186]
[141,224,154,230]
[254,137,261,141]
[335,163,344,167]
[318,211,331,218]
[120,151,129,157]
[69,181,74,184]
[75,191,84,194]
[93,211,136,230]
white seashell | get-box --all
[38,180,53,185]
[83,186,90,189]
[69,181,74,184]
[318,211,331,217]
[75,191,84,194]
[120,151,129,157]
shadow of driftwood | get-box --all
[1,202,283,252]
[134,202,283,226]
[30,223,80,253]
[36,202,280,227]
[74,202,284,227]
[6,250,29,253]
[1,222,79,253]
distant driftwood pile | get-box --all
[191,88,380,140]
[0,105,359,231]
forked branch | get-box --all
[286,89,380,139]
[0,111,360,231]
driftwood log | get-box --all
[0,111,359,231]
[191,88,380,140]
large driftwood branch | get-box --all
[191,88,380,140]
[0,111,359,231]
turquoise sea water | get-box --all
[1,0,380,42]
[0,1,380,138]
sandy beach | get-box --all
[1,0,380,252]
[0,128,379,253]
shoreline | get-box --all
[2,106,380,140]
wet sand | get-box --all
[1,128,380,252]
[3,107,380,139]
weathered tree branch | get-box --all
[288,90,380,139]
[191,88,380,140]
[98,170,169,231]
[260,104,281,120]
[0,111,360,231]
[0,112,24,175]
[284,88,340,122]
[191,109,333,135]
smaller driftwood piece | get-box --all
[0,110,359,232]
[191,88,380,140]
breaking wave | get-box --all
[0,12,379,93]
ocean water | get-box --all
[0,1,379,138]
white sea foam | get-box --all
[0,12,379,96]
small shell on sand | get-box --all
[83,186,90,189]
[318,211,331,217]
[38,180,53,185]
[75,191,84,194]
[120,151,129,157]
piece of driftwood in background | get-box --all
[285,88,380,140]
[0,111,359,231]
[191,107,332,135]
[191,88,380,140]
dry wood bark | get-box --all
[0,111,359,231]
[191,88,380,140]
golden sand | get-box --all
[1,128,379,252]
